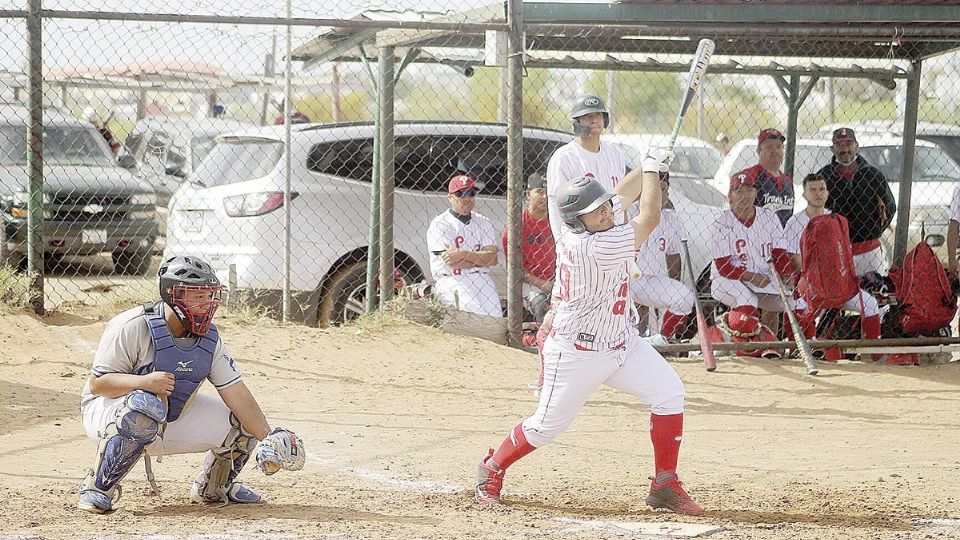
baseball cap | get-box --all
[526,172,546,190]
[448,174,477,194]
[758,128,785,144]
[832,127,857,143]
[730,168,759,191]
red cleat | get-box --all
[645,472,704,516]
[475,449,505,505]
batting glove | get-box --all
[643,147,674,174]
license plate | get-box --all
[81,229,107,244]
[183,211,204,233]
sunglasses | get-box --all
[453,188,478,198]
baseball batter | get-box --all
[534,94,627,389]
[475,149,704,516]
[710,169,791,330]
[78,256,304,514]
[783,174,881,341]
[628,173,694,341]
[427,174,501,317]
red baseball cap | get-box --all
[730,168,759,191]
[832,127,857,143]
[448,174,477,194]
[758,128,785,144]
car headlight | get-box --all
[129,193,156,206]
[5,191,50,218]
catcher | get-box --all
[78,255,304,514]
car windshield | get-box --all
[0,125,114,167]
[859,145,960,182]
[192,137,284,187]
[622,144,721,178]
[190,135,218,169]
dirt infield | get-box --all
[1,310,959,539]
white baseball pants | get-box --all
[521,331,685,448]
[853,246,887,277]
[711,277,785,312]
[82,392,232,456]
[630,274,695,314]
[434,274,502,317]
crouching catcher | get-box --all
[77,255,304,514]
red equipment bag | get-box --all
[888,241,957,336]
[797,214,859,311]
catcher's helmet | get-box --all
[557,175,616,234]
[569,94,610,137]
[158,255,222,336]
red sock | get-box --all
[650,413,683,474]
[735,305,759,319]
[491,423,537,470]
[862,315,881,340]
[660,311,688,339]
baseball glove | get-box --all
[256,427,305,475]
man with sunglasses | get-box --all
[78,255,304,514]
[427,175,502,317]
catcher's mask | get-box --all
[158,256,222,336]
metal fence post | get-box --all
[378,46,396,305]
[26,0,44,315]
[894,59,922,266]
[505,0,524,347]
[281,0,293,323]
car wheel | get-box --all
[318,262,413,326]
[112,250,152,276]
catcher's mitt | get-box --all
[256,427,305,475]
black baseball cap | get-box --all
[526,172,547,190]
[832,127,857,144]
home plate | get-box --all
[557,518,724,538]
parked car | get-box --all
[713,134,960,259]
[163,122,723,326]
[0,104,158,275]
[124,116,255,242]
[607,133,723,180]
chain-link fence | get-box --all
[3,2,960,354]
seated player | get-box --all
[502,173,555,322]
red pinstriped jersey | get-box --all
[546,140,626,240]
[551,224,637,349]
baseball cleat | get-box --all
[475,449,505,505]
[78,489,114,514]
[645,471,704,516]
[226,483,262,504]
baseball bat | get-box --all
[628,39,715,282]
[681,239,716,371]
[766,260,818,376]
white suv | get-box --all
[164,122,725,325]
[713,134,960,259]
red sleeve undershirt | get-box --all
[714,256,745,280]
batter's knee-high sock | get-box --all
[660,311,688,340]
[490,423,537,471]
[650,413,683,475]
[861,315,881,340]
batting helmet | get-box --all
[158,255,223,336]
[569,94,610,137]
[556,175,615,234]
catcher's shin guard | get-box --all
[191,412,259,504]
[79,390,167,513]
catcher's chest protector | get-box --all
[143,305,216,422]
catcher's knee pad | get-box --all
[525,292,550,322]
[84,390,166,496]
[193,412,256,503]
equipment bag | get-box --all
[888,241,957,336]
[798,214,859,311]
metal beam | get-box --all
[298,28,378,70]
[26,0,43,315]
[505,0,523,347]
[894,59,923,265]
[522,2,960,25]
[378,46,397,307]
